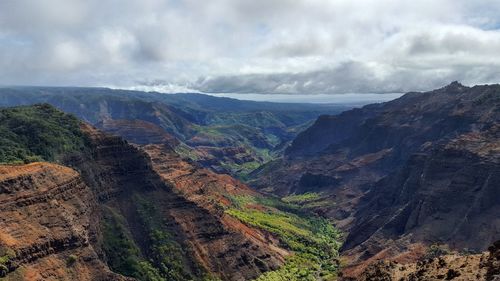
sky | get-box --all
[1,0,500,98]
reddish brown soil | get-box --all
[0,162,129,281]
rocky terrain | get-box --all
[72,124,289,280]
[0,104,341,281]
[1,82,499,280]
[343,124,499,260]
[0,162,128,281]
[251,82,500,276]
[345,240,500,281]
[97,119,180,146]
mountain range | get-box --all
[251,82,500,279]
[0,87,348,179]
[0,82,498,281]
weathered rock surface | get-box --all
[251,82,500,273]
[0,122,288,281]
[141,144,288,280]
[343,240,500,281]
[0,162,129,281]
[68,125,287,281]
[343,125,500,257]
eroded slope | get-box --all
[68,124,289,281]
[0,162,127,281]
[251,82,500,275]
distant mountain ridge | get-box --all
[286,81,497,160]
[0,86,349,178]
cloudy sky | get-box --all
[1,0,500,96]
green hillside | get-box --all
[0,104,89,164]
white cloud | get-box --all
[50,40,87,70]
[0,0,499,93]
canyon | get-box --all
[251,82,500,278]
[0,104,338,280]
[0,87,347,179]
[0,83,499,280]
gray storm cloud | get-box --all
[0,0,499,93]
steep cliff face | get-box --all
[0,163,128,281]
[0,104,317,281]
[287,82,498,162]
[286,104,383,158]
[338,126,500,278]
[141,144,259,211]
[65,124,287,281]
[344,125,500,254]
[251,82,500,272]
[142,144,288,279]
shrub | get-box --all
[102,198,217,281]
[134,195,198,281]
[0,251,14,278]
[0,264,8,278]
[66,255,78,266]
[101,207,162,281]
[423,244,450,260]
[282,192,321,204]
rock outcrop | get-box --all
[66,124,287,281]
[251,82,500,273]
[142,144,288,279]
[343,125,500,256]
[0,163,128,280]
[344,240,500,281]
[0,103,290,281]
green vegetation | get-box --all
[0,104,90,164]
[221,159,261,180]
[0,260,9,278]
[102,195,223,281]
[423,244,451,260]
[187,124,280,179]
[282,193,332,209]
[101,207,163,281]
[0,88,346,180]
[0,248,15,278]
[174,143,201,161]
[66,255,78,266]
[282,193,322,204]
[224,146,274,179]
[224,195,342,281]
[206,112,285,130]
[133,195,199,281]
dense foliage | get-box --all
[225,195,342,281]
[282,192,321,204]
[103,193,340,281]
[0,104,89,164]
[101,196,221,281]
[101,207,164,281]
[133,195,201,281]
